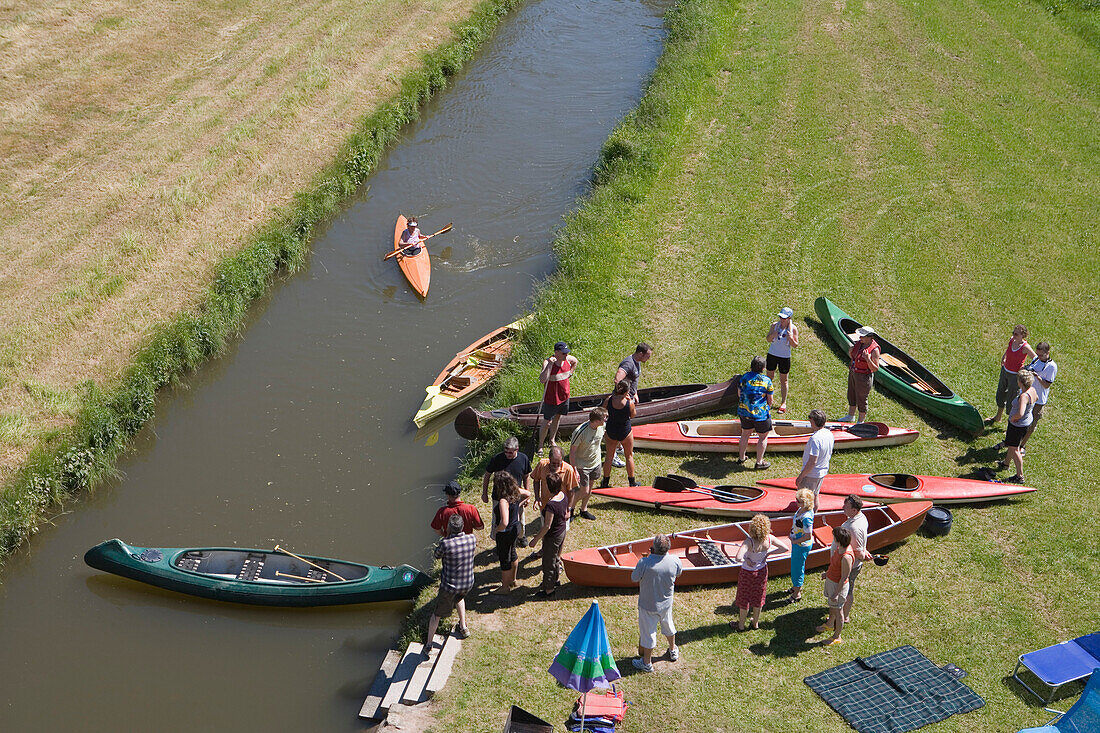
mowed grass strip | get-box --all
[0,0,494,485]
[419,0,1099,730]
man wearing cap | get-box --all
[430,481,484,536]
[398,216,425,255]
[537,342,579,455]
[611,343,652,467]
[766,307,799,414]
[842,327,880,423]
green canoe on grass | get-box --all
[814,297,984,434]
[84,539,431,607]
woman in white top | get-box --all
[1000,370,1036,483]
[766,306,799,413]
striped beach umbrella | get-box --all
[549,600,621,692]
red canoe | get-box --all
[631,419,918,453]
[758,473,1036,505]
[591,483,850,518]
[562,502,930,588]
[393,215,430,298]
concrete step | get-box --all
[425,632,463,696]
[378,643,425,714]
[358,648,403,720]
[401,634,447,705]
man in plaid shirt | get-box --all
[424,514,477,647]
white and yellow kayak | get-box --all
[413,315,530,427]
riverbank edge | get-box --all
[0,0,524,566]
[398,0,715,647]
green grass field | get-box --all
[420,0,1100,729]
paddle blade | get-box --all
[847,422,885,438]
[667,474,698,489]
[653,476,686,493]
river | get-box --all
[0,0,670,729]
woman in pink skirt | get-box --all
[731,515,784,631]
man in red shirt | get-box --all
[430,481,484,536]
[536,341,579,455]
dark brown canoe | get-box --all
[454,380,738,440]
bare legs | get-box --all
[602,434,636,485]
[738,430,769,467]
[767,369,789,411]
[637,634,677,665]
[737,606,761,631]
[425,598,467,648]
[817,606,844,644]
[537,413,563,453]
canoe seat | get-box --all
[237,553,266,581]
[696,540,733,566]
[177,553,203,571]
[813,526,834,548]
[614,551,642,568]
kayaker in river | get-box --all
[536,342,578,454]
[842,326,880,424]
[765,307,798,414]
[398,216,425,255]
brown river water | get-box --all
[0,0,670,730]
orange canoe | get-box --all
[561,502,930,588]
[393,215,431,298]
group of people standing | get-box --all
[984,326,1057,484]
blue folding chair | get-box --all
[1013,633,1100,704]
[1017,668,1100,733]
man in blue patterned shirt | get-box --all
[424,514,477,648]
[735,355,774,470]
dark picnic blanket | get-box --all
[804,645,984,733]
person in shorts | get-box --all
[630,534,682,672]
[817,525,853,646]
[999,370,1036,483]
[1020,342,1057,453]
[568,408,607,521]
[490,471,530,594]
[537,342,578,455]
[765,307,799,414]
[795,409,834,510]
[735,356,774,470]
[424,514,476,646]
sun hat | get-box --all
[553,341,570,354]
[778,307,793,319]
[855,326,876,338]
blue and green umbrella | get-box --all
[549,600,621,692]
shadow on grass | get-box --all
[678,454,751,480]
[803,316,979,443]
[1002,671,1087,708]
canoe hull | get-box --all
[592,484,851,518]
[814,297,984,433]
[631,419,918,453]
[454,379,738,440]
[757,473,1036,504]
[394,215,431,298]
[413,315,531,427]
[562,503,930,587]
[84,539,431,606]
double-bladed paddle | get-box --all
[651,475,759,505]
[382,222,454,260]
[769,420,886,439]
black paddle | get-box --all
[652,476,758,504]
[768,420,885,439]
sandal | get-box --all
[776,405,787,414]
[754,461,770,470]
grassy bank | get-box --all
[0,0,523,560]
[420,0,1100,729]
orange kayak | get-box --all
[393,215,430,298]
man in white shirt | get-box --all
[1020,342,1057,453]
[840,495,873,624]
[795,409,834,510]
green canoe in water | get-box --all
[815,297,984,434]
[84,539,431,607]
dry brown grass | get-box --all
[0,0,483,485]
